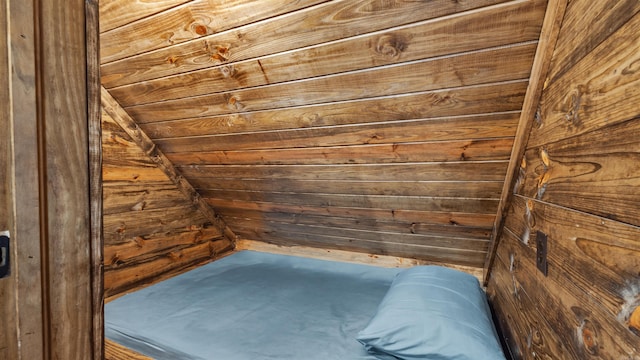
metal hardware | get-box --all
[0,233,10,279]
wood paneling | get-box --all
[99,0,191,33]
[101,110,231,297]
[105,339,153,360]
[99,0,547,269]
[0,2,18,358]
[100,0,507,86]
[101,0,327,63]
[488,3,640,358]
[106,0,546,106]
[483,0,567,280]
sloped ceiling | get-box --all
[99,0,548,268]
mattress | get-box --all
[105,250,402,359]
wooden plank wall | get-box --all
[0,3,17,358]
[486,0,640,358]
[100,0,548,269]
[102,109,233,298]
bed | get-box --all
[105,251,506,359]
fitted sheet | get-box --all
[105,250,402,359]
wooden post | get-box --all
[483,0,568,284]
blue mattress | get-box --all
[105,250,402,359]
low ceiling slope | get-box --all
[100,0,548,268]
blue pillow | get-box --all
[357,266,506,360]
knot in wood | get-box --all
[374,34,407,59]
[579,319,599,355]
[192,23,209,36]
[219,65,236,78]
[564,86,584,127]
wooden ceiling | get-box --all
[100,0,549,268]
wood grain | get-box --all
[178,162,509,181]
[99,0,190,33]
[86,0,104,357]
[154,112,519,152]
[104,227,223,268]
[236,230,487,267]
[545,0,640,84]
[124,45,535,122]
[104,239,232,297]
[236,240,485,279]
[209,199,496,228]
[496,220,640,358]
[41,1,94,356]
[103,182,193,215]
[488,240,575,359]
[224,210,492,240]
[6,0,45,357]
[102,102,233,298]
[165,138,514,165]
[530,12,640,148]
[101,0,327,63]
[520,118,640,226]
[190,179,503,198]
[100,0,506,86]
[102,87,238,243]
[488,3,640,357]
[202,190,499,214]
[107,0,545,105]
[0,2,18,357]
[483,0,567,282]
[105,339,153,360]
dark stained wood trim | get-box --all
[101,87,239,246]
[483,0,568,284]
[86,0,103,358]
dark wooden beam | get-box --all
[483,0,568,284]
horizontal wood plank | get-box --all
[233,220,489,250]
[488,240,576,359]
[107,0,545,105]
[103,205,210,245]
[135,81,527,128]
[99,0,190,33]
[104,227,223,267]
[101,0,327,63]
[545,0,640,83]
[104,239,233,297]
[103,182,189,215]
[103,165,170,182]
[520,118,640,226]
[165,138,514,165]
[211,199,496,227]
[179,162,508,181]
[225,211,492,240]
[236,240,485,279]
[124,45,535,122]
[105,339,153,360]
[496,221,640,358]
[147,112,519,146]
[154,112,519,151]
[237,230,487,267]
[504,196,640,293]
[190,179,502,198]
[100,0,506,86]
[202,190,499,214]
[530,13,640,147]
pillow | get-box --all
[357,266,506,360]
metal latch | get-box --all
[0,232,9,279]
